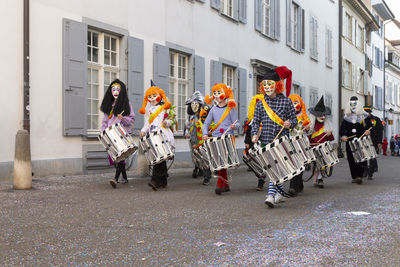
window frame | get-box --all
[325,26,333,68]
[287,0,304,52]
[87,29,120,135]
[342,58,352,90]
[310,14,318,61]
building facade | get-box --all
[0,0,339,178]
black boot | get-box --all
[202,169,211,185]
[192,167,199,178]
[256,179,265,191]
[119,163,128,184]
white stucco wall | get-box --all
[0,0,23,162]
[1,0,339,175]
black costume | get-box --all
[362,109,383,178]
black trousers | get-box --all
[346,145,366,179]
[114,162,127,181]
[152,161,168,186]
[290,172,304,193]
[367,158,378,176]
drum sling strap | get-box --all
[260,98,284,127]
[209,106,232,133]
[311,126,325,139]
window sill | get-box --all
[326,63,333,69]
[310,56,319,62]
[342,85,353,91]
[257,30,278,42]
[220,12,239,24]
[288,45,303,54]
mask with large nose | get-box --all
[261,80,276,97]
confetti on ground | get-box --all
[214,242,226,247]
[345,211,371,216]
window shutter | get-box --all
[372,44,375,64]
[342,7,346,37]
[300,8,305,52]
[315,18,318,57]
[197,0,206,2]
[210,60,222,88]
[352,64,356,90]
[286,0,291,46]
[341,58,345,86]
[128,36,144,130]
[238,67,247,128]
[380,50,384,69]
[238,0,247,23]
[194,55,206,96]
[364,70,368,95]
[211,0,221,10]
[351,18,356,45]
[274,0,280,40]
[233,0,239,21]
[310,17,313,56]
[254,0,262,32]
[270,0,275,37]
[153,44,170,96]
[62,18,88,136]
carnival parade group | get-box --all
[98,65,383,209]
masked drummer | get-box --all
[139,85,176,191]
[251,66,298,208]
[184,91,206,179]
[100,79,135,188]
[339,96,370,184]
[288,94,311,195]
[202,83,240,195]
[307,96,334,188]
[243,94,266,190]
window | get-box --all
[325,27,333,67]
[223,65,234,88]
[375,86,383,110]
[287,0,304,52]
[356,24,364,51]
[310,15,318,60]
[87,29,120,133]
[387,81,392,104]
[343,59,352,89]
[222,0,234,18]
[262,0,271,36]
[343,12,352,41]
[309,88,319,107]
[169,51,189,132]
[325,93,332,110]
[292,83,302,98]
[375,47,383,69]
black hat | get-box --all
[308,96,331,116]
[363,105,372,112]
[262,69,281,82]
[350,96,358,101]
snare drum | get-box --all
[98,123,138,162]
[139,129,174,166]
[290,134,315,164]
[204,134,240,172]
[192,145,210,170]
[242,152,264,179]
[312,141,339,169]
[349,135,377,163]
[248,136,305,185]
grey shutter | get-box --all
[128,36,144,130]
[286,0,291,46]
[270,0,275,37]
[351,18,356,45]
[239,0,247,23]
[238,68,247,127]
[274,0,280,40]
[233,0,239,21]
[153,44,170,96]
[194,55,206,95]
[197,0,206,2]
[62,18,87,136]
[310,16,313,56]
[364,70,368,95]
[300,8,305,52]
[254,0,262,32]
[210,60,222,88]
[211,0,221,10]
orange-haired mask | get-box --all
[261,80,276,97]
[147,93,161,106]
[293,100,301,114]
[212,89,226,103]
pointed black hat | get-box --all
[308,96,331,116]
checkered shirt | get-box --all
[251,94,298,144]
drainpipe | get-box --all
[383,19,393,139]
[338,0,343,131]
[23,0,30,132]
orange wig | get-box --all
[289,94,310,126]
[205,83,236,108]
[138,86,171,114]
[259,80,285,95]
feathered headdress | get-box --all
[204,83,236,108]
[138,86,171,114]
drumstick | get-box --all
[359,127,373,139]
[346,134,356,140]
[222,120,238,137]
[111,110,125,125]
[316,133,328,143]
[273,127,284,141]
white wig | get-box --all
[309,114,333,133]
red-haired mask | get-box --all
[261,80,276,97]
[212,89,225,103]
[147,93,161,106]
[293,100,301,114]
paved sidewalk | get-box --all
[0,156,399,266]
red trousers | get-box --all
[217,169,228,188]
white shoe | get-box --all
[274,193,284,203]
[265,195,275,208]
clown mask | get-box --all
[191,102,200,114]
[316,115,326,123]
[293,101,301,114]
[262,80,276,97]
[148,93,161,106]
[213,89,225,104]
[349,100,358,113]
[111,84,121,99]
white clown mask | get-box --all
[349,100,358,113]
[191,102,200,113]
[262,80,276,97]
[111,84,121,99]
